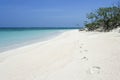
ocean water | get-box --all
[0,29,67,52]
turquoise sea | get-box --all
[0,28,70,52]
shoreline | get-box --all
[0,30,68,53]
[0,30,75,54]
[0,30,120,80]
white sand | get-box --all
[0,30,120,80]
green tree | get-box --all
[85,4,120,32]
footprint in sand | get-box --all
[80,50,88,54]
[84,50,88,52]
[81,56,88,61]
[80,51,82,53]
[80,46,82,48]
[87,66,101,74]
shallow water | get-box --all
[0,29,68,52]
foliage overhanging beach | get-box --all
[84,2,120,32]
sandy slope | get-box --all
[0,30,120,80]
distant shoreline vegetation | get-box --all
[84,1,120,32]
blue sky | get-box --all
[0,0,117,27]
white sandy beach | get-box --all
[0,30,120,80]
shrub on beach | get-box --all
[85,2,120,32]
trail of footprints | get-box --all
[79,42,101,75]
